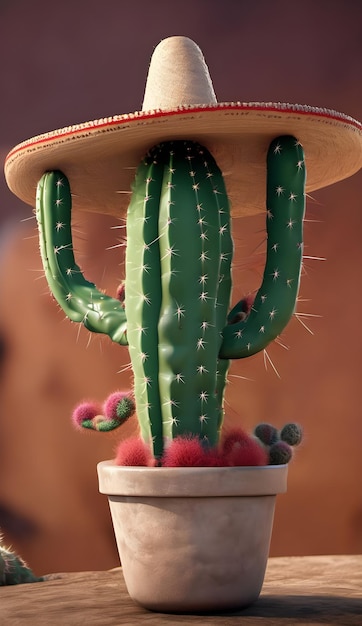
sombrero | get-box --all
[4,36,362,218]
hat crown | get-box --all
[142,36,217,111]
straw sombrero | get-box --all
[4,36,362,218]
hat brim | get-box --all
[5,102,362,218]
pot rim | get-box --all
[97,460,288,497]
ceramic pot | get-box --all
[97,461,288,613]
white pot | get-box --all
[97,461,287,613]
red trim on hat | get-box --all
[5,103,362,163]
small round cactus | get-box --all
[162,435,212,467]
[114,421,303,468]
[254,423,279,446]
[280,423,303,446]
[115,437,156,467]
[72,402,100,430]
[221,428,252,454]
[269,440,293,465]
[254,421,303,466]
[223,438,268,467]
[220,428,268,467]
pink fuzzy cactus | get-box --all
[116,282,125,304]
[103,390,135,421]
[221,428,251,455]
[115,437,155,467]
[71,391,135,432]
[72,402,100,429]
[162,435,216,467]
[221,428,268,467]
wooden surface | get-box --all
[0,555,361,625]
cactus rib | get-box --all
[219,135,306,358]
[125,153,164,450]
[36,171,128,345]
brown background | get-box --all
[0,0,361,575]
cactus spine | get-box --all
[36,136,305,460]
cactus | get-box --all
[115,436,156,467]
[220,429,268,467]
[269,440,293,465]
[254,423,279,446]
[162,435,216,468]
[254,421,303,465]
[36,135,305,461]
[0,543,43,585]
[72,391,135,432]
[280,422,303,446]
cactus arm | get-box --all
[125,158,164,454]
[156,141,231,448]
[36,171,128,345]
[219,135,306,359]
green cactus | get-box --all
[0,544,43,585]
[36,174,128,345]
[125,141,233,454]
[36,135,305,460]
[221,136,305,357]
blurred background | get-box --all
[0,0,361,575]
